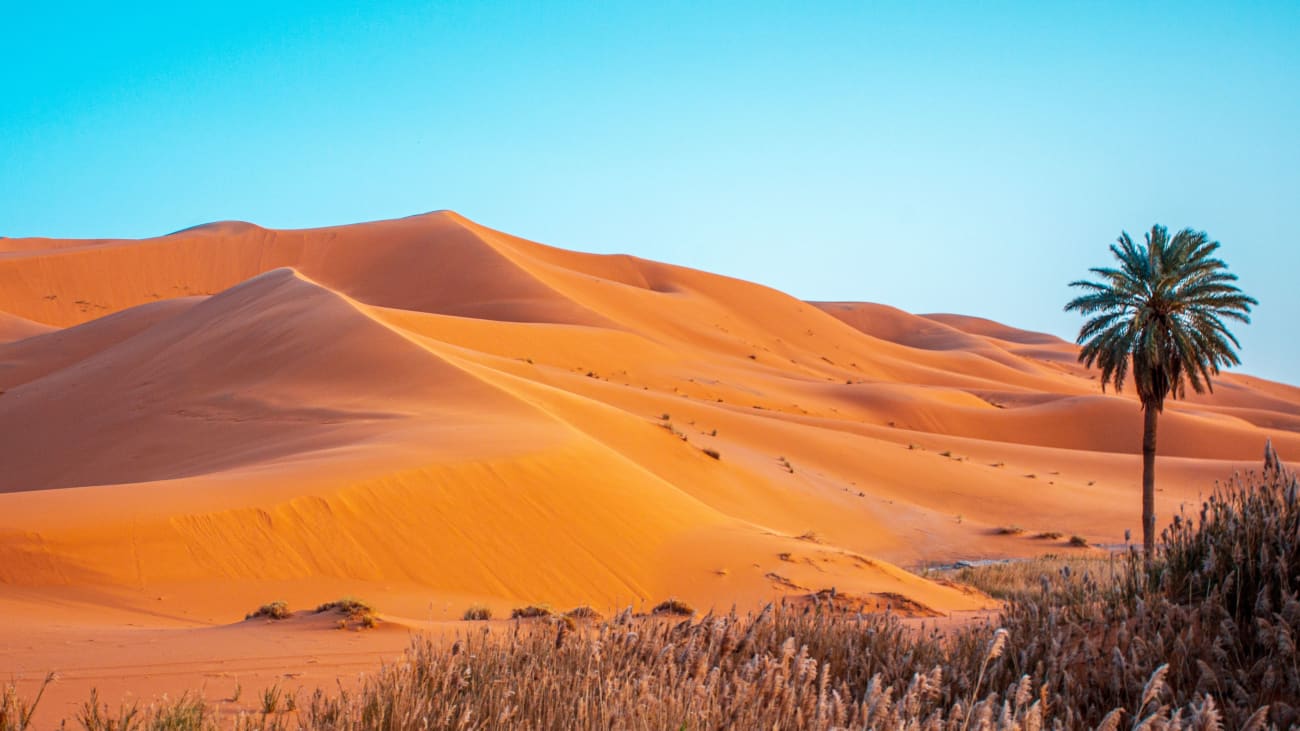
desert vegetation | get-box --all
[934,555,1124,603]
[563,606,601,621]
[244,602,291,621]
[1067,224,1256,556]
[314,597,377,629]
[4,458,1296,729]
[649,598,695,616]
[509,604,554,619]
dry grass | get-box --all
[650,598,695,616]
[315,597,377,629]
[935,555,1126,603]
[244,601,290,621]
[462,604,492,621]
[564,606,601,621]
[315,597,371,616]
[4,459,1295,729]
[76,688,217,731]
[0,673,51,731]
[510,604,555,619]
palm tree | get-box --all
[1065,225,1256,558]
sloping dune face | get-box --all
[0,212,1297,620]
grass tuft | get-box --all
[316,596,378,629]
[510,604,555,620]
[0,672,52,731]
[651,598,695,616]
[564,606,602,621]
[245,601,291,621]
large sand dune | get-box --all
[2,211,1297,715]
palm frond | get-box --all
[1067,226,1253,409]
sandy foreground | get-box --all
[1,211,1296,722]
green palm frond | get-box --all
[1064,225,1256,411]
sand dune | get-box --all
[1,211,1297,716]
[0,311,54,344]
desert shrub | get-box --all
[564,606,602,621]
[510,604,554,619]
[701,447,721,460]
[316,597,377,629]
[1034,531,1063,540]
[995,525,1025,535]
[245,601,291,620]
[462,604,492,621]
[1067,534,1089,547]
[650,598,694,616]
[315,597,372,616]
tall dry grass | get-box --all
[935,554,1127,603]
[3,455,1295,729]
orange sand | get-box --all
[1,211,1296,720]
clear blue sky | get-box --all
[3,2,1298,384]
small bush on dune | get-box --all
[651,598,694,616]
[564,606,602,621]
[1067,534,1089,547]
[316,597,378,629]
[462,604,492,621]
[994,525,1025,535]
[315,597,372,616]
[245,601,291,621]
[510,604,554,620]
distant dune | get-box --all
[1,210,1297,625]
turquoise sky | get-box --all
[3,2,1297,384]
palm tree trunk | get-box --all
[1141,405,1159,560]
